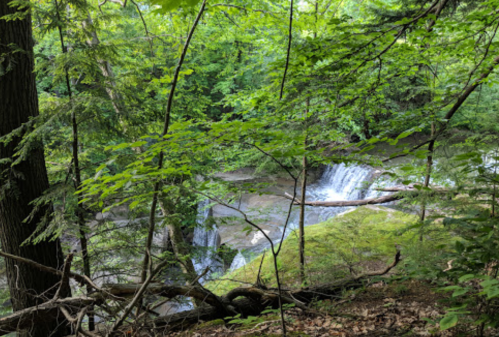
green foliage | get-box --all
[3,0,499,332]
[150,0,201,13]
[205,206,452,295]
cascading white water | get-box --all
[199,164,393,272]
[192,200,222,283]
[229,251,247,271]
[315,163,374,200]
[281,163,378,232]
[165,200,223,315]
[276,163,395,250]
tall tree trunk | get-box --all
[141,0,207,282]
[298,1,318,287]
[0,2,69,336]
[54,0,95,329]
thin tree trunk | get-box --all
[420,122,435,228]
[298,0,318,288]
[142,0,207,282]
[54,0,95,328]
[298,155,307,284]
[0,2,69,336]
[298,99,310,285]
[418,0,449,236]
[492,151,497,217]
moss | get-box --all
[195,319,225,329]
[241,330,310,337]
[206,206,452,295]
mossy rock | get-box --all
[206,205,452,295]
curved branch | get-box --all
[0,251,111,298]
[143,0,208,282]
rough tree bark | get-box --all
[0,2,69,336]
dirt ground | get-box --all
[162,280,495,337]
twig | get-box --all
[256,251,266,287]
[191,266,210,286]
[53,253,73,299]
[279,0,293,100]
[0,250,120,301]
[106,260,169,335]
[142,0,208,282]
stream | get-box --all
[192,163,392,279]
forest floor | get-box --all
[165,280,490,337]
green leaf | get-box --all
[441,285,463,292]
[440,314,459,330]
[329,18,342,25]
[396,130,413,140]
[458,274,475,283]
[129,200,140,210]
[151,0,201,12]
[452,287,469,297]
[485,287,499,299]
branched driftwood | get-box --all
[146,249,402,333]
[54,253,73,300]
[284,192,405,207]
[283,186,458,207]
[0,249,400,336]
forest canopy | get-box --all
[1,0,499,336]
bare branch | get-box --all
[279,0,293,100]
[284,192,404,207]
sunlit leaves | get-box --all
[149,0,201,14]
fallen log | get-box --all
[1,248,400,336]
[151,297,264,333]
[100,283,228,313]
[146,250,401,333]
[284,192,406,207]
[0,297,95,337]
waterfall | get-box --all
[229,251,247,271]
[364,170,392,199]
[192,200,222,283]
[313,163,374,201]
[230,163,395,271]
[282,163,385,240]
[303,163,376,223]
[157,200,219,315]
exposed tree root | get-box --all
[0,250,400,336]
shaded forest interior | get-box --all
[1,0,499,336]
